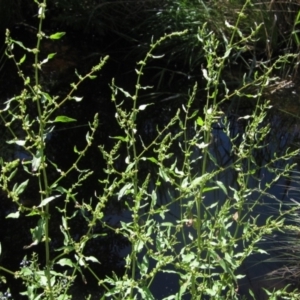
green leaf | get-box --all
[196,116,204,126]
[140,254,149,276]
[202,186,218,193]
[15,179,29,195]
[147,157,158,163]
[85,256,100,264]
[8,167,18,181]
[56,258,74,268]
[6,211,20,219]
[19,54,26,64]
[50,32,66,40]
[151,190,157,206]
[216,180,228,195]
[116,86,132,98]
[109,136,129,142]
[118,183,133,200]
[54,116,77,123]
[125,162,135,172]
[47,53,56,59]
[41,92,52,102]
[190,174,206,188]
[32,149,42,172]
[13,40,27,50]
[7,140,26,146]
[38,195,61,207]
[24,219,45,249]
[20,267,33,276]
[158,168,170,182]
[182,252,195,263]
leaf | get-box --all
[32,149,42,172]
[116,86,132,98]
[19,54,26,64]
[232,211,238,221]
[47,53,56,59]
[196,117,204,126]
[140,255,149,276]
[13,40,27,50]
[125,162,135,172]
[50,32,66,40]
[216,181,228,195]
[15,179,29,195]
[6,211,20,219]
[85,256,100,264]
[54,116,77,123]
[182,252,195,263]
[138,103,153,111]
[237,115,252,120]
[158,168,170,182]
[196,142,209,149]
[56,258,74,268]
[256,249,269,255]
[225,20,234,29]
[24,219,45,249]
[202,186,218,193]
[118,183,133,200]
[151,190,157,206]
[71,96,83,102]
[41,92,52,102]
[151,54,165,59]
[38,195,61,208]
[109,136,129,142]
[147,157,158,163]
[190,174,206,188]
[7,140,26,146]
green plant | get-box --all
[0,0,300,299]
[0,0,108,298]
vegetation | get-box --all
[1,0,300,299]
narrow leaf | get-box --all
[6,211,20,219]
[7,140,26,146]
[38,195,61,208]
[47,53,56,59]
[50,32,66,40]
[19,54,26,64]
[85,256,100,264]
[15,179,29,195]
[54,116,77,123]
[72,96,83,102]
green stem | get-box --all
[34,1,53,299]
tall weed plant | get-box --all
[0,0,299,299]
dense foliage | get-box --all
[1,0,300,299]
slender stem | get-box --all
[34,1,54,299]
